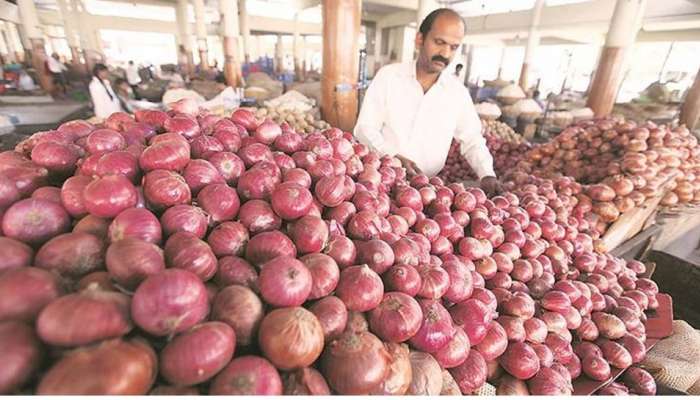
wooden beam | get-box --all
[321,0,361,131]
[680,67,700,130]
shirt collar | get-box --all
[405,60,450,88]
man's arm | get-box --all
[353,69,396,156]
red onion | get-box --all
[409,299,454,352]
[527,367,572,395]
[417,264,450,299]
[245,230,296,266]
[450,298,492,345]
[158,205,206,238]
[309,296,348,341]
[197,183,240,223]
[320,330,391,394]
[108,207,161,244]
[34,232,104,278]
[237,200,281,234]
[106,238,165,290]
[0,267,61,322]
[476,321,509,361]
[160,322,235,386]
[443,260,474,303]
[131,269,209,336]
[289,215,330,254]
[211,284,263,347]
[592,312,626,339]
[623,367,656,395]
[599,339,633,369]
[582,354,611,381]
[449,349,487,395]
[270,182,313,220]
[210,356,282,395]
[2,198,71,245]
[208,151,245,184]
[368,292,422,343]
[324,235,357,268]
[259,256,312,307]
[383,264,422,296]
[36,287,131,346]
[0,321,42,394]
[258,307,325,371]
[335,264,383,312]
[143,170,191,210]
[0,237,34,271]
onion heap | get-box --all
[0,106,659,395]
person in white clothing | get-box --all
[126,60,141,97]
[354,8,502,194]
[89,63,122,119]
[47,53,68,95]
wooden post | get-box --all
[587,0,647,117]
[321,0,361,131]
[220,0,242,87]
[193,0,209,71]
[519,0,545,91]
[680,68,700,130]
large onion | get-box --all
[259,256,312,307]
[371,343,412,395]
[0,321,42,394]
[309,296,348,341]
[210,356,282,395]
[368,292,422,343]
[409,299,455,352]
[211,285,264,347]
[2,198,71,245]
[106,238,165,290]
[407,351,443,395]
[258,307,324,370]
[35,232,104,278]
[335,264,384,312]
[449,349,487,394]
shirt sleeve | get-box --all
[454,91,496,179]
[353,68,397,156]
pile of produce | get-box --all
[517,118,700,216]
[0,99,659,395]
[438,120,531,183]
[254,105,330,135]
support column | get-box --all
[417,0,440,26]
[176,0,194,76]
[274,34,283,74]
[680,68,700,131]
[496,46,507,80]
[72,0,101,73]
[587,0,647,117]
[238,0,251,62]
[17,0,52,92]
[373,25,382,74]
[293,13,302,80]
[56,0,84,73]
[519,0,544,91]
[193,0,209,70]
[464,44,473,85]
[220,0,242,87]
[321,0,361,131]
[0,26,17,63]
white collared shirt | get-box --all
[89,77,122,119]
[126,64,141,85]
[354,61,495,179]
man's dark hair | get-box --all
[114,77,128,87]
[92,63,108,77]
[418,8,465,36]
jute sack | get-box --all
[689,377,700,395]
[641,320,700,392]
[475,382,497,396]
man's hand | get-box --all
[396,154,423,177]
[480,176,503,196]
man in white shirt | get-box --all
[47,53,68,96]
[126,60,142,97]
[354,8,501,194]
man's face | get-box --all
[416,14,465,74]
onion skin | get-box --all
[159,322,235,386]
[432,326,471,368]
[499,342,541,380]
[527,366,572,395]
[0,321,42,394]
[210,356,282,395]
[320,330,391,394]
[0,267,62,322]
[83,175,138,218]
[259,307,324,370]
[335,264,384,312]
[497,375,530,395]
[108,207,162,244]
[36,287,132,347]
[301,253,340,300]
[368,292,423,343]
[37,338,157,395]
[407,351,443,395]
[131,269,209,337]
[259,256,312,307]
[211,285,264,347]
[245,230,297,267]
[164,232,217,281]
[582,355,611,381]
[372,343,412,395]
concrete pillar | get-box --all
[417,0,440,27]
[373,25,382,74]
[72,0,101,73]
[464,44,474,85]
[587,0,647,117]
[496,46,507,80]
[56,0,84,72]
[0,25,17,63]
[293,13,302,80]
[193,0,209,70]
[17,0,52,92]
[680,68,700,131]
[519,0,545,91]
[275,34,283,74]
[321,0,361,131]
[176,0,195,75]
[220,0,242,87]
[238,0,251,62]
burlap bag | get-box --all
[689,377,700,395]
[641,320,700,392]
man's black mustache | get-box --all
[431,56,449,65]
